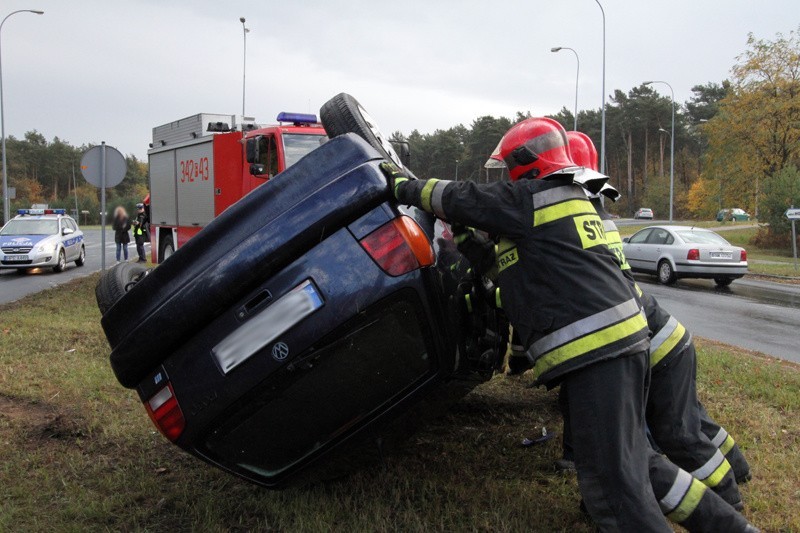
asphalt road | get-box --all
[635,274,800,363]
[2,225,798,365]
[0,228,149,305]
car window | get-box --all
[66,219,78,231]
[676,230,730,245]
[0,219,59,235]
[647,228,672,245]
[628,229,652,244]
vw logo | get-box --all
[271,342,290,361]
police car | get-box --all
[0,209,85,273]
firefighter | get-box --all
[132,203,148,263]
[566,130,752,490]
[384,116,671,531]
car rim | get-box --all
[59,252,65,269]
[357,103,403,167]
[659,263,670,282]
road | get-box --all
[635,274,800,363]
[0,228,149,305]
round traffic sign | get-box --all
[80,144,127,188]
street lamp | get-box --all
[1,9,43,225]
[550,47,579,131]
[644,80,675,222]
[240,17,249,119]
[594,0,606,173]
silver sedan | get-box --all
[622,225,748,287]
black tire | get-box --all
[159,234,175,263]
[95,262,149,315]
[320,93,407,171]
[657,260,676,285]
[75,245,85,267]
[714,277,734,287]
[53,249,66,273]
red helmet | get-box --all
[566,131,599,172]
[496,117,579,181]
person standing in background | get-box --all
[112,206,131,263]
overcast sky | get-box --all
[1,0,798,160]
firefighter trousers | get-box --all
[647,343,743,507]
[698,401,752,484]
[562,350,671,532]
[648,451,753,532]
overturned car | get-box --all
[96,94,507,488]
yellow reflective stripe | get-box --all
[454,232,469,244]
[533,199,594,227]
[464,293,473,313]
[720,435,736,455]
[495,287,502,308]
[497,247,519,273]
[420,179,440,213]
[667,478,706,523]
[534,312,647,377]
[634,283,643,297]
[701,458,732,488]
[650,321,687,367]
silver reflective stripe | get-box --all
[692,450,726,480]
[532,298,641,356]
[659,469,693,514]
[711,428,729,448]
[431,181,448,219]
[650,316,679,354]
[602,219,618,232]
[532,185,586,209]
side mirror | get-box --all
[249,163,269,178]
[622,237,629,243]
[245,136,262,164]
[62,227,74,236]
[389,140,411,168]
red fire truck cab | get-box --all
[147,112,327,263]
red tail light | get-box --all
[360,216,435,276]
[144,382,185,442]
[740,249,747,261]
[687,249,700,261]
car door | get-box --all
[644,228,673,271]
[61,219,78,260]
[623,228,652,270]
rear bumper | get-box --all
[674,261,748,278]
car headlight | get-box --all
[36,241,58,253]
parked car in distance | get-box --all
[622,225,747,286]
[634,208,654,220]
[0,208,85,273]
[716,208,751,222]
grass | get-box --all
[1,274,799,531]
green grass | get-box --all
[1,275,799,531]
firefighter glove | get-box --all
[380,162,411,198]
[452,224,496,277]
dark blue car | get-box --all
[97,131,505,488]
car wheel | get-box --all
[714,277,734,287]
[95,262,150,315]
[657,260,676,285]
[320,93,408,171]
[75,245,86,266]
[160,234,175,263]
[53,249,66,273]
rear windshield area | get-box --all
[676,230,729,245]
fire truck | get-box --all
[146,112,327,263]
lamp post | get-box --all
[455,159,459,182]
[550,47,579,131]
[1,9,43,225]
[594,0,606,173]
[240,17,249,119]
[644,80,675,222]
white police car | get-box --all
[0,209,85,273]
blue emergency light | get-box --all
[17,208,66,215]
[276,112,318,125]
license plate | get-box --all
[710,252,732,259]
[5,254,28,261]
[212,280,324,374]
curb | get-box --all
[744,272,800,281]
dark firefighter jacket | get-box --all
[395,176,649,386]
[601,217,691,373]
